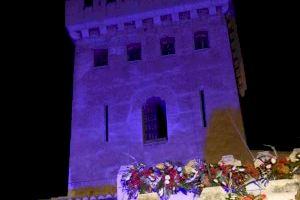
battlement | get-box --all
[65,0,231,40]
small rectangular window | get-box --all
[216,6,223,15]
[84,0,93,8]
[142,18,154,29]
[194,31,209,49]
[89,27,99,37]
[105,105,108,142]
[197,8,209,17]
[106,0,116,4]
[94,49,108,67]
[127,43,141,61]
[124,21,136,31]
[200,90,207,127]
[75,31,82,39]
[160,37,175,55]
[179,11,191,20]
[160,14,172,24]
[106,24,118,33]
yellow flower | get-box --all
[184,166,194,174]
[156,163,165,170]
[184,160,197,174]
[186,160,197,167]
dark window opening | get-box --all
[94,49,108,67]
[216,6,223,15]
[106,0,116,4]
[194,31,209,49]
[84,0,93,8]
[179,11,191,20]
[160,14,172,24]
[200,90,207,127]
[75,31,82,39]
[106,24,118,33]
[105,105,108,142]
[197,8,209,16]
[160,37,175,55]
[127,43,141,61]
[142,18,154,29]
[124,21,136,30]
[89,27,99,37]
[142,97,168,142]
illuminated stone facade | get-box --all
[65,0,248,191]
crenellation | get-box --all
[66,0,230,41]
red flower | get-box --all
[202,175,211,187]
[261,194,267,199]
[244,162,260,178]
[277,157,288,165]
[142,169,152,176]
[220,165,230,176]
[273,163,289,177]
[210,167,217,175]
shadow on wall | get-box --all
[204,108,253,163]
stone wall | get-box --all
[67,0,248,190]
[68,13,245,189]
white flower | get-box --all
[177,167,182,172]
[213,179,218,183]
[232,166,236,171]
[238,168,245,172]
[165,180,170,184]
[233,160,242,167]
[254,159,264,168]
[289,149,300,162]
[230,194,237,200]
[165,175,170,180]
[266,164,272,169]
[271,157,277,164]
[158,188,164,197]
[125,174,131,181]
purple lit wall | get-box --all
[66,0,244,190]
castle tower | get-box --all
[65,0,248,193]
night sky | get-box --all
[28,1,299,199]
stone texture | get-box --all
[198,186,226,200]
[138,193,160,200]
[66,0,248,191]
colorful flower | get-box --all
[156,163,165,170]
[121,149,297,200]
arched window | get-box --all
[142,97,168,142]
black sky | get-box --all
[26,1,299,199]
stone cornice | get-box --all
[66,0,230,41]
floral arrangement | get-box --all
[121,148,300,200]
